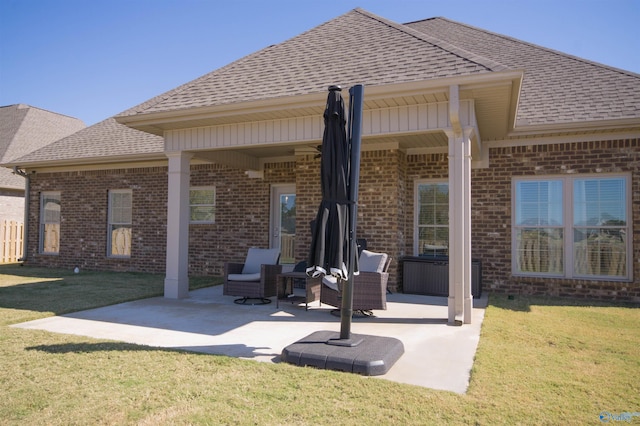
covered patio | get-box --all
[116,77,520,325]
[14,286,488,394]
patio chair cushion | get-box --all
[242,247,280,274]
[359,250,388,273]
[322,275,339,291]
[321,250,388,291]
[227,272,261,282]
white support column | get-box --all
[447,84,473,325]
[447,131,465,325]
[164,151,193,299]
[463,128,473,324]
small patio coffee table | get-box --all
[276,272,321,311]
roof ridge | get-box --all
[354,8,509,72]
[1,103,85,123]
[423,16,640,79]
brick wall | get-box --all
[404,139,639,301]
[188,162,296,275]
[295,150,403,288]
[26,164,294,275]
[470,139,640,301]
[27,167,168,272]
[23,137,640,301]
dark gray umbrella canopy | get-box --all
[307,86,357,281]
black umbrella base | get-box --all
[281,330,404,376]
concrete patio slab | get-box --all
[12,285,487,394]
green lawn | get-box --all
[1,264,638,425]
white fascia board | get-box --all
[116,71,524,132]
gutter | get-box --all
[12,167,29,262]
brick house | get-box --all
[2,9,639,309]
[0,104,84,261]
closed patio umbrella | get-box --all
[307,86,353,281]
[283,84,403,373]
[307,85,363,339]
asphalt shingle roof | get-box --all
[121,9,504,117]
[404,17,640,126]
[6,8,639,167]
[13,117,164,164]
[0,104,85,186]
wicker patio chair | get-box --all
[223,247,282,305]
[320,249,390,314]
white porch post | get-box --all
[447,85,473,325]
[164,151,193,299]
[447,130,465,324]
[462,128,473,324]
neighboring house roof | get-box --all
[6,116,164,167]
[5,8,639,169]
[0,104,85,187]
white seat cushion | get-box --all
[322,275,339,291]
[227,272,261,282]
[242,248,280,274]
[359,250,388,272]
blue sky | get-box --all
[1,0,638,126]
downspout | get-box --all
[13,167,29,262]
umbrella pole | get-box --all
[340,84,364,340]
[282,83,403,375]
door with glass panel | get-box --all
[271,184,296,265]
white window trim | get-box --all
[107,189,132,258]
[511,173,632,282]
[189,186,216,224]
[413,179,448,256]
[39,191,61,255]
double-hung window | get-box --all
[414,181,449,256]
[39,192,61,254]
[107,189,132,257]
[513,175,630,280]
[189,187,216,224]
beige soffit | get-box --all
[117,71,524,139]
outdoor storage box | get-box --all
[401,256,482,297]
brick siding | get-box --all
[27,167,168,272]
[471,139,640,301]
[404,139,639,301]
[23,137,640,301]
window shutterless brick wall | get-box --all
[188,162,296,275]
[26,163,297,276]
[471,139,640,301]
[27,167,168,272]
[405,139,639,301]
[23,137,640,301]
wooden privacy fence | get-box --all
[1,220,23,263]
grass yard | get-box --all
[0,263,638,425]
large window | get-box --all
[190,187,215,224]
[573,178,628,277]
[107,189,132,257]
[514,180,564,275]
[513,175,630,280]
[39,192,60,254]
[415,181,449,256]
